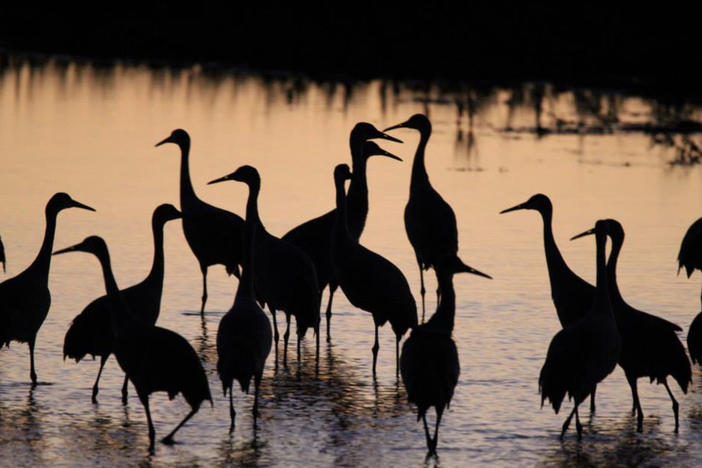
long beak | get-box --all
[53,244,80,256]
[72,200,96,212]
[207,174,232,185]
[570,227,596,241]
[374,148,403,162]
[383,121,408,133]
[374,131,403,144]
[155,136,172,147]
[499,202,527,214]
[463,264,493,279]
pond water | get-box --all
[1,57,702,466]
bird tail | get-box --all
[539,364,567,414]
[63,315,94,362]
[669,337,692,394]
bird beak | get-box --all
[373,148,403,162]
[383,121,409,133]
[570,227,596,241]
[71,200,96,212]
[460,261,493,279]
[155,135,173,147]
[53,243,80,256]
[207,174,232,185]
[373,129,403,144]
[499,201,528,214]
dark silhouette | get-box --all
[209,165,317,366]
[603,218,690,432]
[283,125,402,343]
[0,234,5,273]
[677,218,702,364]
[53,236,212,451]
[331,164,417,376]
[0,192,94,385]
[213,165,272,432]
[384,114,471,322]
[500,194,598,411]
[400,256,491,456]
[156,129,245,316]
[539,220,621,440]
[63,204,182,404]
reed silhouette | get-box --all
[0,192,94,385]
[539,220,621,440]
[156,129,245,316]
[384,114,472,322]
[54,236,212,451]
[0,234,5,273]
[330,164,417,377]
[604,218,690,432]
[63,204,182,404]
[400,256,491,456]
[212,165,272,432]
[209,165,316,366]
[283,124,402,343]
[500,193,599,411]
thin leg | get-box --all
[253,372,262,424]
[575,405,583,439]
[422,414,432,453]
[283,314,291,367]
[270,306,279,345]
[326,284,337,343]
[590,385,596,413]
[162,408,197,444]
[200,267,208,316]
[315,313,320,365]
[372,325,379,377]
[418,261,426,323]
[560,406,576,440]
[140,393,155,452]
[228,388,236,433]
[29,339,37,385]
[395,335,400,378]
[121,375,129,405]
[431,408,443,454]
[663,379,680,433]
[627,374,643,432]
[92,355,108,404]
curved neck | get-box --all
[539,207,570,284]
[593,231,610,313]
[347,146,368,240]
[410,128,431,189]
[95,249,130,338]
[146,219,166,285]
[606,234,624,303]
[178,140,197,207]
[238,182,259,300]
[426,271,456,332]
[29,207,58,277]
[333,176,351,240]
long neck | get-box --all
[593,231,611,314]
[178,140,197,207]
[333,176,352,242]
[95,249,131,338]
[426,271,456,332]
[28,207,58,278]
[237,182,259,300]
[145,218,165,287]
[347,153,368,241]
[539,207,571,285]
[606,234,624,304]
[410,127,431,189]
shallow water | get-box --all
[2,58,702,466]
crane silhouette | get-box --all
[214,165,272,432]
[54,236,212,451]
[331,163,417,376]
[283,124,402,342]
[0,234,5,273]
[401,255,491,456]
[384,114,471,322]
[603,218,690,432]
[209,165,318,366]
[156,129,245,316]
[0,192,94,385]
[63,204,182,404]
[539,220,621,440]
[676,217,702,364]
[500,193,598,411]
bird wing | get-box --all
[282,210,335,287]
[678,217,702,277]
[404,188,459,267]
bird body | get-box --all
[539,220,621,439]
[54,236,211,450]
[156,129,244,315]
[331,164,417,375]
[63,204,182,403]
[0,193,94,384]
[677,217,702,279]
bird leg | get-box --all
[627,374,643,432]
[417,261,426,323]
[575,405,583,439]
[560,406,576,440]
[395,335,400,379]
[663,379,680,433]
[140,393,156,452]
[422,414,432,453]
[200,268,208,316]
[326,284,337,343]
[430,408,444,455]
[29,340,37,385]
[372,325,380,377]
[228,388,236,433]
[92,355,108,403]
[590,386,596,413]
[270,306,280,345]
[283,314,291,367]
[162,408,197,445]
[253,372,262,424]
[122,375,129,405]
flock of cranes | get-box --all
[2,113,702,456]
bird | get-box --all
[401,255,491,456]
[209,165,318,366]
[500,193,599,411]
[63,204,182,404]
[0,234,5,273]
[156,129,245,316]
[330,163,418,376]
[384,113,470,322]
[603,218,690,432]
[0,192,95,385]
[283,124,402,343]
[53,236,212,451]
[539,220,621,440]
[676,218,702,364]
[213,165,272,432]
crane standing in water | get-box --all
[63,204,182,404]
[331,164,417,376]
[676,217,702,364]
[54,236,212,451]
[500,194,598,411]
[283,124,402,342]
[401,256,491,456]
[214,165,272,432]
[0,192,95,385]
[209,165,318,366]
[539,220,621,440]
[156,129,245,316]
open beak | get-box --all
[374,148,403,162]
[53,243,81,256]
[499,201,528,214]
[371,127,403,143]
[207,174,232,185]
[383,121,408,133]
[570,227,596,241]
[71,200,96,212]
[155,136,173,147]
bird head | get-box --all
[570,219,608,241]
[602,218,624,245]
[334,163,352,184]
[208,164,260,188]
[362,141,402,162]
[436,255,492,279]
[46,192,96,215]
[499,193,552,215]
[383,113,431,134]
[153,203,182,225]
[155,129,190,149]
[53,235,108,259]
[350,122,403,147]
